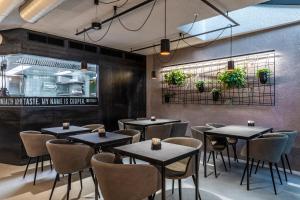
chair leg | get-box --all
[226,146,231,168]
[67,173,72,200]
[133,158,137,164]
[250,158,254,177]
[261,161,265,168]
[129,157,132,164]
[285,154,292,174]
[178,179,182,200]
[89,168,100,199]
[281,156,287,182]
[49,173,59,200]
[207,151,212,163]
[172,179,174,194]
[254,160,260,174]
[41,156,44,172]
[240,164,247,185]
[49,157,53,170]
[212,151,217,178]
[269,162,277,195]
[23,157,31,179]
[33,156,39,185]
[79,171,83,189]
[220,152,227,171]
[192,175,202,200]
[275,163,282,185]
[232,144,238,162]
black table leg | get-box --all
[246,140,250,191]
[161,165,166,200]
[195,153,199,200]
[95,178,99,200]
[204,133,207,178]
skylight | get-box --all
[179,4,300,41]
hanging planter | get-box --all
[164,92,175,103]
[256,68,271,84]
[164,70,188,86]
[195,80,205,93]
[217,67,247,89]
[211,88,221,101]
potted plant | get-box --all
[211,88,221,101]
[256,68,271,84]
[164,92,175,103]
[164,70,187,86]
[195,80,205,93]
[217,67,247,88]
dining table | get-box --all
[114,140,200,200]
[204,125,273,191]
[123,118,180,140]
[41,125,90,138]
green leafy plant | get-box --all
[217,67,247,88]
[195,80,205,92]
[256,68,271,78]
[164,70,187,86]
[210,88,221,101]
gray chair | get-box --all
[46,139,95,200]
[191,126,229,177]
[118,119,134,130]
[170,121,189,137]
[240,133,288,195]
[145,124,172,140]
[20,131,56,185]
[82,124,104,132]
[91,152,161,200]
[163,137,202,200]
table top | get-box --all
[124,119,180,127]
[68,132,132,148]
[114,140,199,166]
[204,125,273,139]
[41,126,90,137]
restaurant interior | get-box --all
[0,0,299,200]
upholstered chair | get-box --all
[163,137,202,200]
[20,131,56,185]
[191,126,229,177]
[117,119,134,130]
[91,152,161,200]
[170,121,189,137]
[145,124,172,140]
[82,124,104,132]
[46,139,95,200]
[240,133,288,195]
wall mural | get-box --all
[161,50,275,106]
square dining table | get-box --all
[114,140,200,200]
[204,125,273,191]
[68,132,132,200]
[41,125,91,138]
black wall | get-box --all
[0,29,146,164]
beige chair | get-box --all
[82,124,104,132]
[46,139,95,200]
[145,124,172,140]
[91,152,161,200]
[170,121,189,137]
[118,119,134,130]
[163,137,202,200]
[20,131,56,185]
[240,133,288,195]
[113,129,141,164]
[191,126,229,177]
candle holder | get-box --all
[62,122,70,129]
[248,120,255,127]
[151,138,161,150]
[98,128,106,137]
[150,116,156,121]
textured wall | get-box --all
[147,23,300,170]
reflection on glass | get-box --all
[0,54,98,98]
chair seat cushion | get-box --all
[165,162,187,178]
[227,137,238,144]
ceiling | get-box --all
[0,0,269,54]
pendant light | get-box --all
[160,0,170,56]
[151,52,157,79]
[81,32,88,71]
[227,25,234,70]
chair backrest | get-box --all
[145,124,172,140]
[163,137,202,178]
[206,123,226,128]
[275,130,298,154]
[82,124,104,132]
[118,119,134,130]
[136,117,147,120]
[248,133,288,163]
[190,126,212,142]
[113,129,141,143]
[91,153,160,200]
[170,121,189,137]
[46,139,93,174]
[20,131,56,157]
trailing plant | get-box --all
[217,67,247,88]
[195,80,205,92]
[256,68,271,77]
[210,88,221,94]
[164,70,188,86]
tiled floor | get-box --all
[0,157,299,200]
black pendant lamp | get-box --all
[81,32,88,71]
[227,25,234,70]
[160,0,170,56]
